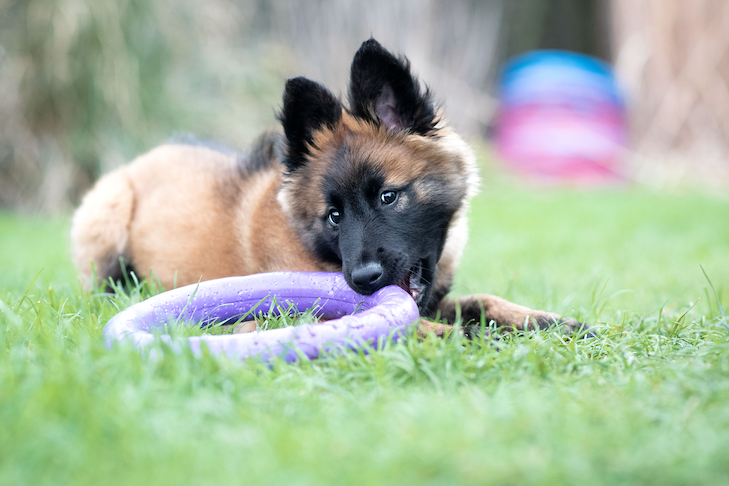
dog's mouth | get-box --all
[396,259,427,305]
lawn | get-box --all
[1,183,728,485]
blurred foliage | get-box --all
[504,0,611,60]
[0,0,605,212]
[0,0,288,211]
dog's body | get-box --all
[72,39,581,335]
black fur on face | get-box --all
[317,154,461,313]
[348,38,438,135]
[279,77,342,173]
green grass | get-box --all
[1,186,729,485]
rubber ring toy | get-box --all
[103,271,420,363]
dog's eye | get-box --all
[380,191,398,205]
[327,209,340,227]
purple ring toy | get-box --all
[103,271,420,362]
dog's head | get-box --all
[277,39,477,314]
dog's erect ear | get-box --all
[348,38,437,135]
[280,77,342,172]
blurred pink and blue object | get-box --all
[494,50,628,185]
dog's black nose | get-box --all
[350,262,385,293]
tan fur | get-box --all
[72,144,334,290]
[71,166,135,281]
[416,319,454,339]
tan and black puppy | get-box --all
[72,39,582,336]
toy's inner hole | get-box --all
[228,310,325,334]
[148,290,370,339]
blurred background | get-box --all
[1,0,728,213]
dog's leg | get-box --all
[226,298,585,339]
[434,295,586,337]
